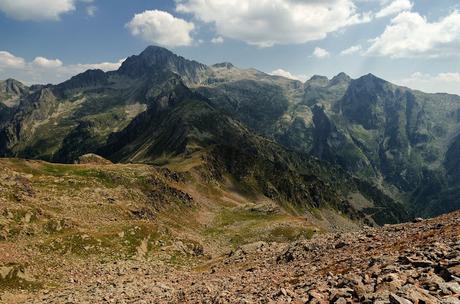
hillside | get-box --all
[0,156,383,300]
[0,157,458,303]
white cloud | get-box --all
[398,72,460,95]
[176,0,371,47]
[340,44,362,55]
[0,50,125,84]
[64,59,126,75]
[32,56,63,68]
[211,36,224,44]
[367,11,460,58]
[0,0,76,21]
[0,51,26,68]
[312,47,330,58]
[126,10,195,47]
[270,69,308,82]
[376,0,413,18]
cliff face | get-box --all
[118,46,211,85]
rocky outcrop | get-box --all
[0,79,28,107]
[76,153,113,165]
[446,133,460,184]
[0,264,37,290]
[118,46,211,85]
[55,69,108,94]
[0,87,58,156]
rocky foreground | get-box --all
[7,211,457,303]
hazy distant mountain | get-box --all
[1,46,459,219]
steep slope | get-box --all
[0,79,29,125]
[0,47,215,162]
[118,46,211,85]
[336,74,453,186]
[196,71,352,157]
[446,133,460,183]
[332,75,460,215]
[0,79,28,108]
[196,69,460,216]
[99,76,406,225]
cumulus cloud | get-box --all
[126,10,195,47]
[312,47,330,58]
[176,0,371,47]
[0,0,77,21]
[366,11,460,58]
[64,59,126,75]
[270,69,308,82]
[398,72,460,95]
[33,57,63,68]
[376,0,413,18]
[0,51,26,68]
[0,50,125,84]
[211,36,224,44]
[340,44,363,55]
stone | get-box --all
[448,265,460,277]
[76,154,112,165]
[389,294,412,304]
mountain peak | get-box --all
[330,72,351,86]
[3,78,22,84]
[1,78,25,88]
[212,62,235,69]
[349,73,390,89]
[306,75,329,87]
[139,45,175,58]
[56,69,108,92]
[309,75,329,81]
[0,78,28,96]
[359,73,385,82]
[117,46,210,85]
[342,74,398,103]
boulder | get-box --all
[76,154,112,165]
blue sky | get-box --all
[1,0,460,94]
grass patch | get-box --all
[310,208,324,220]
[38,222,161,258]
[203,207,315,248]
[267,226,315,242]
[0,264,42,291]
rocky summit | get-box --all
[0,46,460,303]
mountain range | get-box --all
[1,45,460,221]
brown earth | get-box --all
[0,158,458,303]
